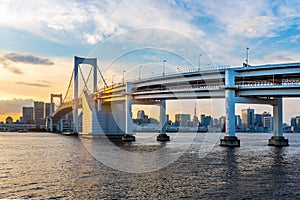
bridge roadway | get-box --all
[98,62,300,102]
[52,61,300,146]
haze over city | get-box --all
[1,0,300,123]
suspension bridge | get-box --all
[48,56,300,147]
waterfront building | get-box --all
[242,108,254,130]
[254,114,263,127]
[175,114,190,127]
[203,115,212,127]
[263,116,273,131]
[22,107,34,124]
[34,101,45,125]
[290,116,300,132]
[44,103,51,118]
[213,118,219,126]
[200,114,205,125]
[219,116,226,127]
[262,112,272,131]
[137,110,145,120]
[235,115,242,126]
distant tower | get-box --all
[193,104,199,126]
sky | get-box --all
[0,0,300,123]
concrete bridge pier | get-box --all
[220,69,240,147]
[157,99,170,142]
[122,82,136,141]
[58,119,63,132]
[268,98,289,146]
[49,118,53,132]
[49,103,54,132]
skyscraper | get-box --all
[175,114,190,127]
[22,107,34,124]
[44,103,53,119]
[34,101,45,125]
[200,114,205,125]
[137,110,145,119]
[235,115,241,126]
[241,108,254,130]
[262,112,272,130]
[263,116,273,131]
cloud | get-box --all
[83,32,103,45]
[0,0,204,45]
[291,34,300,43]
[16,81,51,88]
[263,53,299,63]
[0,52,54,74]
[0,98,33,115]
[1,59,24,74]
[5,53,54,65]
[0,0,299,68]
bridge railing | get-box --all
[125,65,230,83]
[236,79,300,87]
[132,82,225,93]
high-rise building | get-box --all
[137,110,145,119]
[34,101,45,125]
[291,116,300,132]
[175,114,190,127]
[22,107,34,124]
[254,114,263,127]
[203,116,212,126]
[263,116,273,131]
[200,114,205,125]
[241,108,254,129]
[44,103,51,118]
[235,115,241,126]
[219,116,226,127]
[213,118,219,126]
[262,112,272,130]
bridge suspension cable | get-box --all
[97,65,108,88]
[79,65,93,94]
[62,70,74,103]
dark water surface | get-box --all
[1,132,300,199]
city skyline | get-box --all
[1,1,300,122]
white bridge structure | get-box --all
[48,56,300,147]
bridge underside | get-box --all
[50,59,300,146]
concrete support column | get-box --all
[273,98,283,137]
[157,100,170,141]
[59,119,63,132]
[225,89,235,137]
[160,100,167,134]
[122,82,135,141]
[268,98,289,146]
[49,103,54,132]
[220,69,240,147]
[73,57,79,133]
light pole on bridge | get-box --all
[198,54,202,71]
[246,47,249,66]
[123,70,126,84]
[112,74,115,85]
[139,66,143,80]
[162,60,166,76]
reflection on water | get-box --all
[0,132,300,199]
